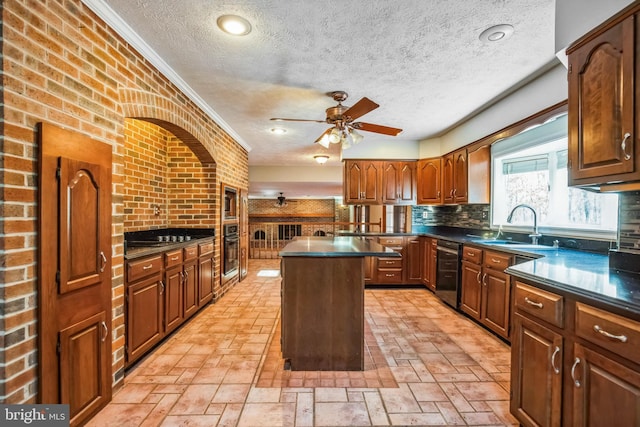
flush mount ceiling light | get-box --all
[217,15,252,36]
[479,24,514,42]
[314,155,329,164]
[270,127,287,135]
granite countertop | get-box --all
[124,236,214,260]
[279,236,401,257]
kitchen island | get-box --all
[279,236,399,370]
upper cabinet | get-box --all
[417,157,442,204]
[344,160,383,204]
[442,148,468,204]
[382,161,417,205]
[567,9,639,186]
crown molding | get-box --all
[81,0,252,152]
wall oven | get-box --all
[435,239,462,309]
[223,223,239,276]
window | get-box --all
[491,114,618,238]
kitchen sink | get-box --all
[475,240,557,250]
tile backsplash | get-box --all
[412,204,491,230]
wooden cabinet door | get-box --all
[442,153,455,204]
[382,161,400,204]
[453,149,468,203]
[481,268,511,339]
[405,237,422,283]
[183,261,198,319]
[344,160,364,203]
[420,237,431,288]
[59,312,110,427]
[363,256,374,284]
[126,274,163,363]
[398,162,417,205]
[344,160,382,203]
[511,313,563,427]
[572,343,640,426]
[568,15,637,185]
[164,266,184,333]
[198,256,214,306]
[417,158,442,204]
[428,239,437,292]
[38,123,112,425]
[460,260,482,320]
[239,188,249,281]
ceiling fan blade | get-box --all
[314,128,332,148]
[342,97,379,121]
[270,117,326,123]
[352,122,403,136]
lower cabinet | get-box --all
[125,239,215,367]
[510,280,640,427]
[460,246,512,340]
[405,236,422,284]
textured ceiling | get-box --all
[97,0,557,197]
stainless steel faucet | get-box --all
[506,204,542,245]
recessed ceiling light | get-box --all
[217,15,252,36]
[479,24,514,42]
[270,127,287,135]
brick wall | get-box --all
[248,198,336,217]
[123,122,217,231]
[0,0,248,403]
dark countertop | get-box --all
[124,236,214,260]
[279,236,401,257]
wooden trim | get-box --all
[249,213,335,218]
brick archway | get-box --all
[118,88,216,164]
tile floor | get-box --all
[88,259,518,426]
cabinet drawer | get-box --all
[514,281,564,328]
[183,244,198,261]
[576,303,640,364]
[127,255,162,282]
[483,250,511,270]
[378,236,404,246]
[377,257,403,269]
[376,269,403,283]
[164,249,183,268]
[198,241,214,256]
[462,246,483,262]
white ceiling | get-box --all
[94,0,557,198]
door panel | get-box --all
[60,312,109,426]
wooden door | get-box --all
[420,237,430,288]
[38,123,112,426]
[361,161,382,203]
[481,269,511,339]
[428,239,437,292]
[568,15,636,185]
[164,266,184,333]
[405,237,422,283]
[382,161,400,204]
[126,274,163,364]
[453,149,468,203]
[398,162,416,204]
[344,160,364,202]
[460,260,482,320]
[442,154,455,203]
[198,255,214,305]
[511,314,563,427]
[417,158,442,204]
[183,260,198,318]
[572,343,640,426]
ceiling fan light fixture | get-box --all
[217,15,252,36]
[314,155,329,164]
[328,127,341,144]
[350,129,364,145]
[270,127,287,135]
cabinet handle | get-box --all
[482,273,487,286]
[593,324,628,343]
[571,357,582,388]
[476,270,481,283]
[101,321,108,342]
[171,256,179,261]
[159,280,165,295]
[621,132,632,161]
[491,258,501,264]
[385,273,395,277]
[142,264,153,270]
[99,251,107,273]
[453,188,457,196]
[551,346,560,374]
[437,191,441,198]
[385,261,395,264]
[466,252,475,257]
[524,297,544,309]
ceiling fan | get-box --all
[271,91,402,149]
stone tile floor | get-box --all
[88,259,518,426]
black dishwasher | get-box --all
[435,239,462,309]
